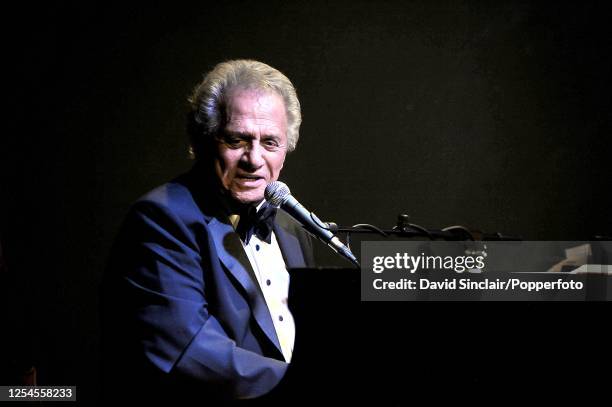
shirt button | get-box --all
[279,315,284,322]
[255,244,260,251]
[266,279,271,286]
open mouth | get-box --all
[235,174,265,186]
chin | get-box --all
[232,190,264,205]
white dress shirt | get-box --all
[229,210,295,363]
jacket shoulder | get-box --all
[130,175,211,224]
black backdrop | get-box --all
[2,0,611,403]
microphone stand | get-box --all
[335,227,522,241]
[328,214,521,253]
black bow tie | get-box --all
[235,203,278,244]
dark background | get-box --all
[1,0,611,404]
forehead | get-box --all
[224,88,287,130]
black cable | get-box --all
[393,223,435,240]
[345,224,389,251]
[310,212,330,230]
[351,224,389,237]
[442,225,475,241]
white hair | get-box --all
[188,59,301,155]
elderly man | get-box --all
[102,60,314,403]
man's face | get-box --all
[213,87,288,205]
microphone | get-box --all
[265,181,359,267]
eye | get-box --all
[222,135,247,148]
[262,138,280,148]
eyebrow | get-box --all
[223,131,281,140]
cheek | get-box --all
[220,150,240,170]
[215,150,240,181]
[270,155,286,177]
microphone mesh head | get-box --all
[265,181,291,207]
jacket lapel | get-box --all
[206,216,283,355]
[273,222,307,269]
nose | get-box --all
[241,141,265,169]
